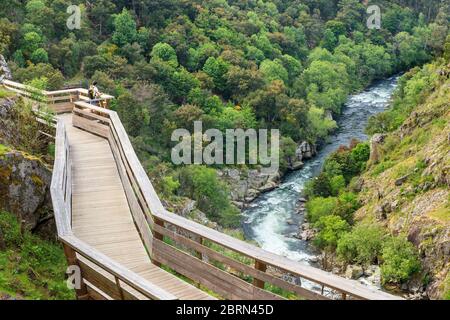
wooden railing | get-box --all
[2,79,114,113]
[50,120,177,300]
[71,101,401,300]
[3,80,401,300]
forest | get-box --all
[0,0,448,226]
[0,0,450,300]
[0,0,449,301]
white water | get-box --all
[242,77,399,266]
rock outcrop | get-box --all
[0,149,55,238]
[295,141,317,162]
[217,168,280,207]
[369,133,386,164]
[0,97,20,146]
[0,54,12,81]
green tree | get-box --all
[30,48,48,64]
[306,196,337,223]
[203,57,230,93]
[337,224,385,265]
[112,9,137,47]
[179,166,240,227]
[314,215,350,251]
[259,59,289,84]
[151,42,178,67]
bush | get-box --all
[381,237,421,284]
[305,173,331,198]
[314,215,350,250]
[306,196,337,224]
[330,175,346,196]
[178,166,240,227]
[13,63,64,90]
[333,192,360,223]
[337,224,385,265]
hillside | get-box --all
[358,60,449,299]
[304,58,449,299]
[1,0,449,227]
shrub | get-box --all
[178,166,240,227]
[381,237,421,284]
[306,196,337,224]
[314,215,350,250]
[333,192,360,223]
[305,173,331,198]
[337,224,385,265]
[330,175,346,196]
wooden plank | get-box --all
[153,209,400,300]
[78,259,139,300]
[152,239,284,300]
[73,107,110,124]
[152,223,329,300]
[72,114,109,138]
[61,234,178,300]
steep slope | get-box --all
[356,61,449,299]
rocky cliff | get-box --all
[0,98,55,238]
[219,141,316,208]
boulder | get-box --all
[395,174,410,186]
[298,229,315,241]
[0,150,54,237]
[260,181,277,193]
[364,265,381,288]
[296,141,316,161]
[0,54,12,81]
[180,199,196,217]
[345,265,364,280]
[369,134,386,164]
[289,161,304,171]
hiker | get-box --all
[88,81,100,106]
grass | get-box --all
[0,144,10,157]
[0,88,14,99]
[371,160,395,177]
[0,211,74,300]
[427,198,450,223]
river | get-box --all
[242,76,399,268]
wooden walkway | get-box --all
[59,114,213,300]
[3,80,402,300]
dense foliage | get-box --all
[303,53,450,287]
[0,0,448,226]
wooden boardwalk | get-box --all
[59,114,214,300]
[4,80,402,300]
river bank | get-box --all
[241,76,400,289]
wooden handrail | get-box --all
[71,101,401,300]
[50,120,178,300]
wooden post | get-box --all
[195,236,203,261]
[63,244,89,300]
[253,260,267,289]
[152,217,164,267]
[194,236,203,289]
[115,276,125,300]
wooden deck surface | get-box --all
[59,114,214,300]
